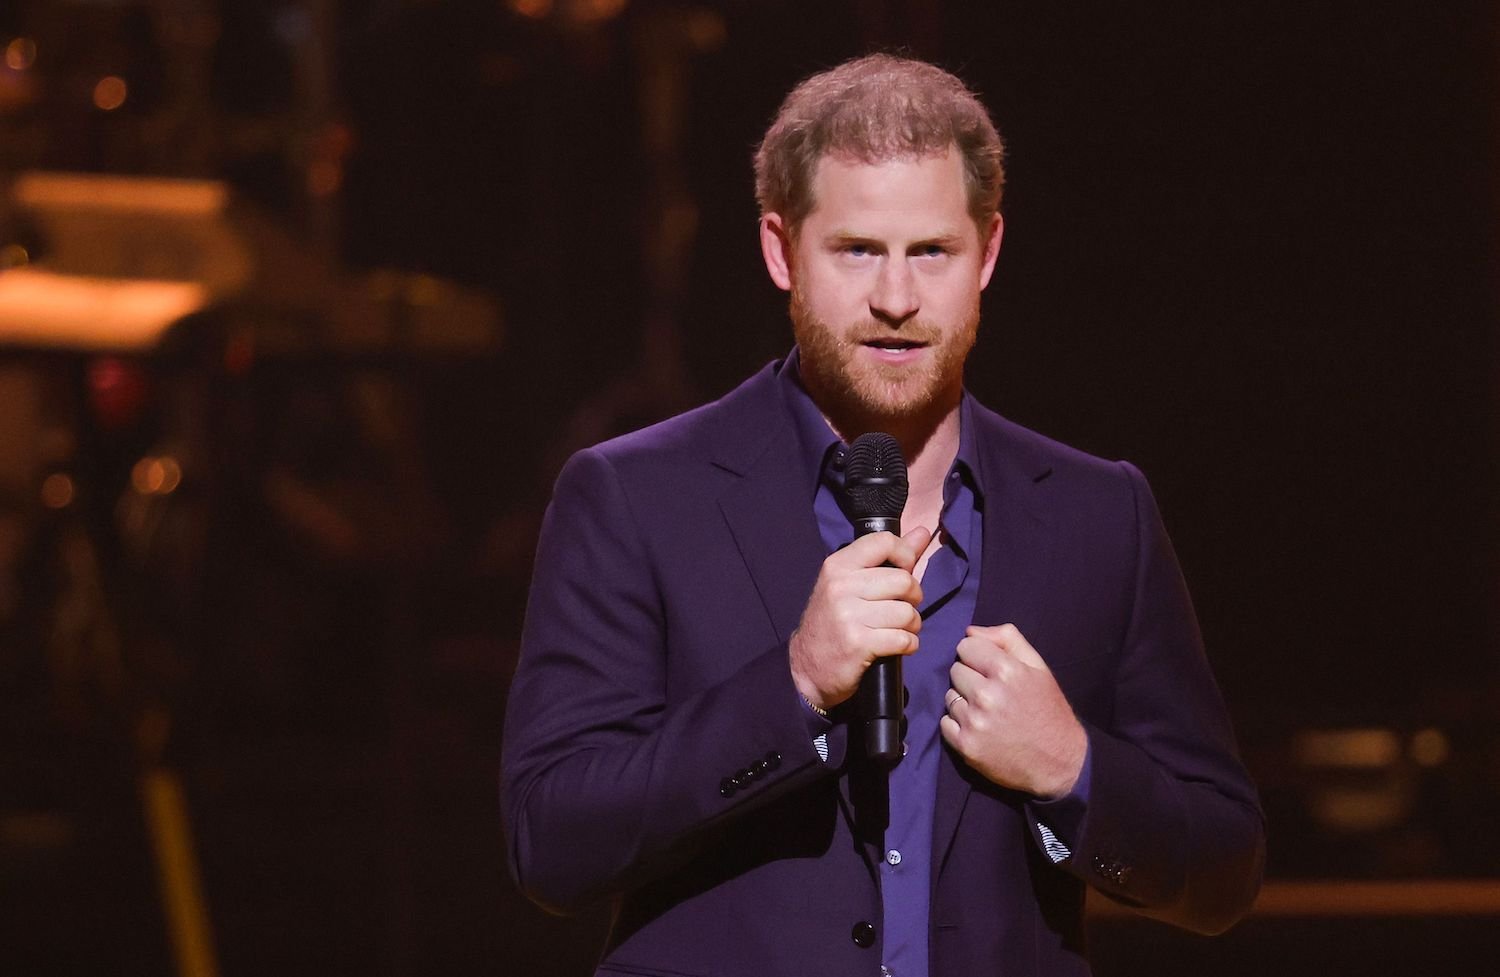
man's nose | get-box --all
[869,257,919,325]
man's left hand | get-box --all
[940,623,1088,800]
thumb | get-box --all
[889,526,934,572]
[900,525,934,554]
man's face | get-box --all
[761,147,1003,430]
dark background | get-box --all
[0,1,1495,974]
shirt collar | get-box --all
[775,345,984,502]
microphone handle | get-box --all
[853,514,904,767]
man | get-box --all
[502,54,1264,977]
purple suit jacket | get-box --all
[502,360,1264,977]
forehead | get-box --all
[804,147,972,237]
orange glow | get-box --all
[93,75,128,111]
[4,37,37,71]
[1293,728,1400,769]
[0,268,209,352]
[14,172,228,216]
[509,0,553,19]
[41,473,74,509]
[322,122,354,158]
[1409,727,1450,767]
[132,456,183,496]
[1090,880,1500,918]
[573,0,628,24]
[306,159,342,197]
[1,244,27,268]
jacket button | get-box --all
[851,921,876,947]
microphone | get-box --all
[844,432,908,768]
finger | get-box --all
[949,659,983,700]
[835,531,912,570]
[855,566,924,606]
[968,623,1047,669]
[887,526,934,572]
[863,598,923,634]
[954,633,1003,677]
[867,627,919,658]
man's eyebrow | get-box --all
[823,231,879,247]
[916,232,969,249]
[821,230,970,248]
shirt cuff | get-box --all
[798,694,835,762]
[1029,739,1092,863]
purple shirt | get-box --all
[777,350,1089,977]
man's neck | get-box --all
[896,407,960,539]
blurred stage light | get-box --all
[509,0,554,19]
[4,37,37,72]
[93,75,128,111]
[572,0,627,25]
[307,159,341,197]
[0,269,210,352]
[508,0,627,25]
[1409,727,1450,767]
[41,472,74,509]
[131,456,183,496]
[1294,728,1400,768]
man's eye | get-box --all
[915,245,946,258]
[845,244,872,257]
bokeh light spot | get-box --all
[41,473,74,509]
[4,37,37,72]
[93,75,128,111]
[509,0,553,19]
[132,456,183,496]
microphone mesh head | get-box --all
[844,432,908,519]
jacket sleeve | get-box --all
[1034,461,1265,934]
[500,447,840,914]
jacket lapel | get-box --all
[712,364,882,874]
[711,363,825,649]
[933,404,1057,877]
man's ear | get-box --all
[978,212,1004,290]
[760,213,794,292]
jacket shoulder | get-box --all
[581,361,785,473]
[968,398,1138,487]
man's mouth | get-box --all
[862,338,929,351]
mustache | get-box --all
[839,322,945,346]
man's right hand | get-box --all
[789,526,932,712]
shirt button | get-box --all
[881,967,893,977]
[885,849,902,866]
[851,921,876,947]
